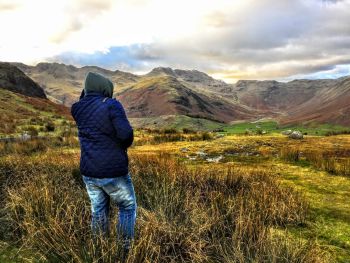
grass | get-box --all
[276,163,350,262]
[0,139,324,262]
[223,121,350,136]
[0,129,349,262]
[129,134,350,262]
[130,114,226,131]
[0,88,73,137]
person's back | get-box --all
[71,72,136,261]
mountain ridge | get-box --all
[0,62,46,99]
[6,61,350,127]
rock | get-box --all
[20,132,31,141]
[196,151,207,157]
[281,130,292,135]
[288,130,303,139]
[180,147,189,152]
[215,134,225,139]
[206,155,223,163]
[186,155,197,160]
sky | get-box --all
[1,0,350,83]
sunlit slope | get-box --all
[12,62,350,127]
[0,88,71,136]
[117,75,258,123]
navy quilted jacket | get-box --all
[71,91,134,178]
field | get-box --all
[0,128,350,262]
[222,121,350,136]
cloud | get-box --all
[50,0,114,43]
[52,44,152,71]
[1,0,350,82]
[132,0,350,81]
[0,1,21,11]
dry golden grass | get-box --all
[2,133,350,262]
[0,147,328,262]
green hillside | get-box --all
[0,88,73,137]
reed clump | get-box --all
[0,151,327,262]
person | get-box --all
[71,72,136,260]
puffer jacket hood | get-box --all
[84,72,114,98]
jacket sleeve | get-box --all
[71,90,85,121]
[108,99,134,148]
[71,103,77,122]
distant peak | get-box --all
[146,67,176,76]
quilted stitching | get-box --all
[71,93,133,178]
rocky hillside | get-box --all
[231,78,350,126]
[9,62,350,127]
[279,76,350,126]
[0,62,46,98]
[13,62,140,105]
[13,62,259,123]
[117,75,259,123]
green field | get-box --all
[1,131,349,262]
[222,120,350,136]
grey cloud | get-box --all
[138,0,350,80]
[51,0,113,43]
[52,0,350,81]
[131,45,161,61]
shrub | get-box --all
[153,134,185,143]
[1,152,328,263]
[182,128,196,134]
[304,150,350,177]
[200,132,213,140]
[45,121,55,132]
[26,126,39,137]
[256,128,264,135]
[162,128,178,134]
[280,147,300,162]
[325,130,350,136]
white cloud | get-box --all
[1,0,350,82]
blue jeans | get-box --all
[82,173,137,249]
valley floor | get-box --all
[130,134,350,262]
[1,134,349,262]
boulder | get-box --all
[206,155,223,163]
[288,130,303,139]
[281,129,292,135]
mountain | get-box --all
[0,62,46,98]
[12,62,140,105]
[232,79,335,112]
[0,64,71,136]
[12,62,259,124]
[8,62,350,127]
[231,78,350,126]
[116,75,258,123]
[279,77,350,126]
